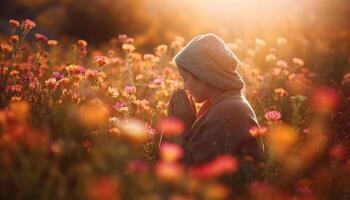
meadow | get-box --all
[0,19,350,200]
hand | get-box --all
[168,89,197,130]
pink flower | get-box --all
[124,85,136,94]
[152,77,164,85]
[45,78,57,89]
[264,111,281,121]
[35,33,48,42]
[114,101,127,110]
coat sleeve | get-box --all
[185,103,263,165]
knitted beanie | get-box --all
[173,33,244,91]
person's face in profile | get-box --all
[178,66,210,103]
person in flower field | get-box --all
[168,33,265,166]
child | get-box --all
[168,33,264,166]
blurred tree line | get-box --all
[0,0,349,84]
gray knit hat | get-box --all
[173,33,244,91]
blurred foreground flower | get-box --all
[77,102,109,127]
[87,176,120,200]
[310,86,339,113]
[127,160,150,173]
[155,161,184,182]
[329,144,346,161]
[203,183,230,200]
[266,125,298,160]
[9,100,30,123]
[190,155,238,179]
[160,142,184,162]
[118,118,147,143]
[157,117,185,135]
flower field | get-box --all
[1,19,350,200]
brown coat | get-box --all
[181,89,265,166]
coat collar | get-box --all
[182,89,242,141]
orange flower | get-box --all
[274,88,288,98]
[157,117,185,135]
[21,19,36,31]
[9,35,19,44]
[1,43,13,53]
[78,39,88,48]
[9,19,20,28]
[249,126,267,138]
[47,40,58,47]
